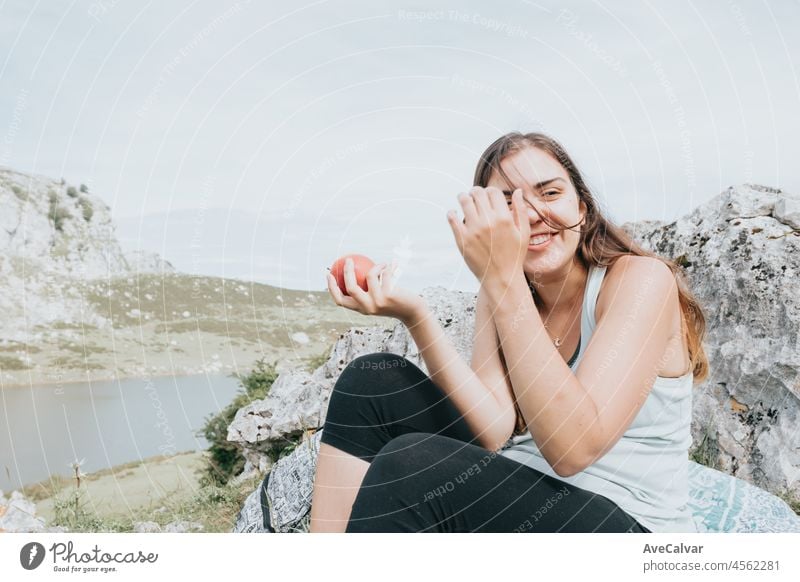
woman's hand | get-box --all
[326,258,426,325]
[446,187,531,285]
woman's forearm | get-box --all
[482,274,598,476]
[402,305,516,451]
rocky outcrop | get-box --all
[0,168,126,278]
[226,288,477,477]
[620,184,800,493]
[0,167,174,342]
[230,184,800,532]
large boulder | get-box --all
[621,184,800,494]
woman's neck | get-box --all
[527,259,589,317]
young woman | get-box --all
[312,131,708,533]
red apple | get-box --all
[330,254,375,296]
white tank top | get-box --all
[499,263,698,533]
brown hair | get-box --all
[473,132,709,435]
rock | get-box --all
[620,184,800,496]
[123,250,176,274]
[134,521,162,533]
[162,520,203,533]
[229,462,266,487]
[226,288,475,471]
[774,195,800,230]
[290,332,310,344]
[0,490,46,533]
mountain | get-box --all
[0,167,382,387]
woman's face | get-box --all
[485,146,586,281]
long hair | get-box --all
[473,132,709,435]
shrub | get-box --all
[66,186,78,198]
[47,192,70,232]
[52,206,70,232]
[0,355,30,370]
[197,357,280,487]
[11,184,28,202]
[79,183,89,193]
[78,196,93,222]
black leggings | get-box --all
[319,352,651,533]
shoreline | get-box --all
[0,348,315,390]
[0,368,242,390]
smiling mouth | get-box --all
[529,232,555,246]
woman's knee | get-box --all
[361,432,428,478]
[366,432,461,483]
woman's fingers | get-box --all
[447,208,466,254]
[469,186,492,220]
[326,271,359,310]
[380,260,398,294]
[458,191,479,225]
[365,262,385,306]
[342,256,373,309]
[485,186,508,215]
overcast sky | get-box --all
[1,0,798,292]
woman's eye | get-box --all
[544,190,559,197]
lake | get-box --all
[0,373,243,491]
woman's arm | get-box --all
[404,287,517,452]
[483,255,677,477]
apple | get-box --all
[330,254,375,296]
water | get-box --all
[0,373,243,491]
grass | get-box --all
[20,474,73,503]
[5,270,386,380]
[77,272,366,338]
[57,342,109,355]
[25,451,265,532]
[689,420,721,470]
[303,345,332,372]
[0,355,30,370]
[20,454,187,503]
[0,341,41,353]
[46,470,263,533]
[776,490,800,517]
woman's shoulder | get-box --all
[595,255,675,323]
